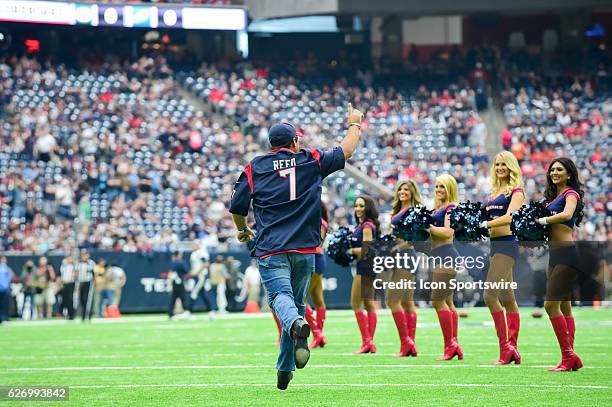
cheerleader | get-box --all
[481,151,523,364]
[348,195,380,354]
[388,180,420,357]
[538,157,584,371]
[306,202,329,349]
[428,174,463,360]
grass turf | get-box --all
[1,307,611,406]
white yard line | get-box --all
[67,383,609,390]
[4,364,610,372]
[6,351,608,360]
[5,320,611,331]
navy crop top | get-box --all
[486,188,524,220]
[546,188,581,228]
[431,204,456,227]
[390,207,410,228]
[351,219,378,248]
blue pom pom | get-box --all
[392,205,433,242]
[449,201,489,241]
[326,227,356,266]
[511,201,550,242]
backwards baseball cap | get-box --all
[268,122,303,147]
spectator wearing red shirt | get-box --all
[501,127,512,150]
[209,88,224,103]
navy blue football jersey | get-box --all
[229,146,345,258]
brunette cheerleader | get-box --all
[428,174,463,360]
[481,151,524,364]
[539,157,584,371]
[348,195,380,354]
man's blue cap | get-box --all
[268,122,302,147]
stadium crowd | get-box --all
[183,60,491,227]
[499,61,610,241]
[0,55,244,253]
[0,49,610,255]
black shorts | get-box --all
[430,243,460,260]
[356,260,374,277]
[548,245,582,272]
[490,235,519,259]
[314,254,326,275]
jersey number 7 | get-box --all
[278,167,297,201]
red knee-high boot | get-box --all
[552,315,576,369]
[272,311,282,346]
[405,312,417,340]
[451,310,463,357]
[565,315,575,349]
[368,311,377,338]
[507,312,520,349]
[392,311,416,357]
[436,309,463,361]
[316,307,326,332]
[306,305,326,349]
[368,311,377,353]
[549,315,582,372]
[404,312,418,356]
[491,310,521,365]
[305,304,319,333]
[355,311,374,354]
[451,310,459,342]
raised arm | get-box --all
[340,103,364,160]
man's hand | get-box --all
[341,103,364,159]
[347,103,364,125]
[237,227,255,243]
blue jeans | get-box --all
[99,289,114,316]
[257,253,314,372]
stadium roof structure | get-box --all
[244,0,611,19]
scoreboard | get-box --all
[0,0,247,31]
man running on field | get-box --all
[229,103,364,390]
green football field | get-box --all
[1,307,611,406]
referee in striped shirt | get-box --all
[76,250,96,321]
[59,255,76,320]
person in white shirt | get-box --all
[236,260,260,305]
[34,132,57,162]
[108,264,126,308]
[55,178,74,220]
[209,256,228,313]
[189,240,216,315]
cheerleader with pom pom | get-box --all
[349,195,380,354]
[388,180,421,357]
[481,151,524,365]
[429,174,463,361]
[540,158,585,372]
